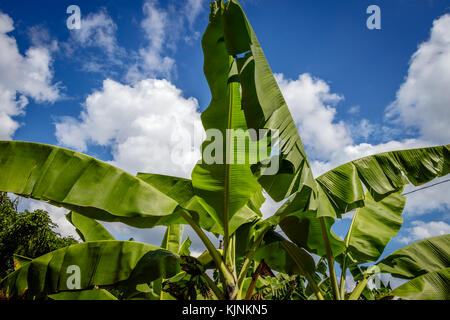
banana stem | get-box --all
[319,217,341,300]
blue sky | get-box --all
[1,0,449,287]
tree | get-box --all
[0,0,449,300]
[0,193,78,279]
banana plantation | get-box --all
[0,0,449,300]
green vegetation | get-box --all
[0,0,449,300]
[0,193,77,279]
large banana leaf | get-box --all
[0,141,183,228]
[278,145,449,257]
[316,145,450,218]
[275,185,345,257]
[377,234,450,279]
[0,241,180,299]
[137,173,262,235]
[49,288,117,300]
[66,211,115,242]
[190,4,261,235]
[340,189,406,266]
[220,0,317,202]
[390,268,450,300]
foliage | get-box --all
[0,193,77,279]
[0,0,449,300]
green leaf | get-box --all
[221,0,316,202]
[0,241,180,299]
[341,190,406,266]
[161,224,183,254]
[276,185,345,257]
[66,211,115,242]
[192,4,261,234]
[391,268,450,300]
[254,231,316,278]
[316,145,450,218]
[377,235,450,279]
[49,288,117,300]
[179,237,192,257]
[0,141,181,228]
[137,172,262,235]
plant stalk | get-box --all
[178,208,233,298]
[319,217,341,300]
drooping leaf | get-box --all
[0,241,180,299]
[220,0,316,202]
[66,211,115,242]
[276,185,345,257]
[48,288,117,300]
[340,189,406,266]
[254,230,316,278]
[316,145,450,218]
[377,234,450,279]
[0,141,182,228]
[390,268,450,300]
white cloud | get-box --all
[126,0,175,81]
[55,78,202,178]
[70,9,120,55]
[398,220,450,244]
[184,0,206,28]
[386,14,450,144]
[0,11,60,139]
[276,73,350,161]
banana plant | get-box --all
[0,0,449,300]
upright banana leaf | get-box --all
[137,173,262,235]
[0,241,180,299]
[153,224,185,300]
[191,3,261,236]
[220,0,316,202]
[66,211,115,242]
[377,234,450,279]
[339,189,406,266]
[390,268,450,300]
[0,141,184,228]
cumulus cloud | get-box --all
[55,78,202,178]
[0,11,60,139]
[386,14,450,144]
[70,9,119,55]
[275,73,350,161]
[126,0,176,81]
[398,220,450,244]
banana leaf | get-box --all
[0,141,184,228]
[339,189,406,266]
[66,211,115,242]
[0,241,180,299]
[190,4,262,236]
[49,288,117,300]
[390,268,450,300]
[377,234,450,279]
[137,173,262,235]
[220,0,317,202]
[316,145,450,218]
